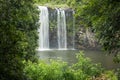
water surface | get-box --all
[37,49,120,69]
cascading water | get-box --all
[38,6,49,50]
[37,6,75,50]
[72,11,75,49]
[57,9,67,50]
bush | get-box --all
[0,0,39,79]
[91,71,118,80]
[24,60,67,80]
[72,51,104,80]
[117,68,120,80]
[24,51,117,80]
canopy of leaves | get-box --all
[0,0,39,79]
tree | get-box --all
[67,0,120,58]
[0,0,39,79]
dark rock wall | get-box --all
[48,8,58,48]
[48,7,75,49]
[75,27,101,50]
[47,7,100,50]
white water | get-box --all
[37,6,75,51]
[72,11,75,49]
[38,6,49,50]
[57,9,67,49]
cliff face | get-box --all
[75,27,101,50]
[48,7,75,49]
[43,7,100,50]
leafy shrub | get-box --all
[72,51,104,80]
[0,0,39,79]
[104,71,118,80]
[24,60,68,80]
[117,68,120,80]
[90,71,118,80]
[24,51,117,80]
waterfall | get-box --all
[37,6,75,51]
[72,11,75,49]
[38,6,49,50]
[57,9,67,50]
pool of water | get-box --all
[37,49,120,69]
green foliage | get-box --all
[71,51,103,79]
[68,0,120,56]
[35,0,67,4]
[117,69,120,79]
[113,54,120,63]
[104,71,118,80]
[24,60,67,80]
[89,70,118,80]
[0,0,39,79]
[24,51,117,80]
[35,0,69,8]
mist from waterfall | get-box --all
[38,6,49,50]
[57,9,67,50]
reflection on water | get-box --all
[37,50,120,69]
